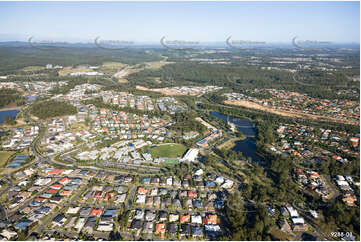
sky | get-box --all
[0,1,359,43]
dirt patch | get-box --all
[153,89,185,96]
[224,100,358,125]
[217,138,240,150]
[113,68,131,79]
[0,102,19,111]
[144,61,175,70]
[118,78,128,84]
[136,86,150,91]
[195,117,216,130]
[135,86,198,96]
[22,66,45,72]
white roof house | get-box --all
[309,210,318,218]
[205,224,221,232]
[34,177,52,186]
[1,230,17,240]
[97,223,113,232]
[136,195,146,204]
[336,175,345,181]
[191,215,202,224]
[291,216,305,224]
[182,148,199,162]
[66,207,80,214]
[134,209,145,219]
[75,218,86,231]
[195,169,204,176]
[166,177,173,186]
[286,205,299,217]
[336,180,349,187]
[221,179,234,189]
[215,176,224,185]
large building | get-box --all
[182,148,199,162]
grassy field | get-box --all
[22,66,45,72]
[69,122,88,132]
[144,61,174,70]
[58,66,95,76]
[149,144,187,158]
[0,151,15,168]
[99,62,127,74]
[217,137,241,150]
[269,226,295,240]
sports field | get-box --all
[149,144,187,158]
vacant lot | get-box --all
[149,144,187,158]
[217,137,243,150]
[100,62,127,75]
[144,60,174,70]
[58,66,95,76]
[22,66,45,72]
[224,100,358,125]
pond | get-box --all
[209,112,256,137]
[210,111,263,163]
[0,109,20,124]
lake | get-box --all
[210,111,262,163]
[0,109,20,124]
[210,112,256,137]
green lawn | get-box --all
[149,144,187,158]
[0,151,15,168]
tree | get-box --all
[30,100,77,119]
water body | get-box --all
[232,138,261,163]
[0,109,20,124]
[210,112,262,163]
[210,112,256,137]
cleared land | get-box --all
[149,144,187,158]
[113,61,173,83]
[100,62,127,71]
[268,227,295,240]
[217,137,242,150]
[224,100,358,126]
[58,66,95,76]
[195,117,216,130]
[143,60,174,70]
[136,86,198,96]
[22,66,45,72]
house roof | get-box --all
[131,219,142,229]
[167,223,178,233]
[46,189,58,194]
[103,209,117,217]
[203,214,217,224]
[50,195,62,201]
[89,208,102,217]
[192,225,203,236]
[180,214,190,223]
[155,223,165,234]
[137,187,148,194]
[53,214,65,223]
[180,224,191,234]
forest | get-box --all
[29,100,78,119]
[127,61,359,100]
[0,44,163,74]
[0,88,25,108]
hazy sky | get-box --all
[0,1,359,43]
